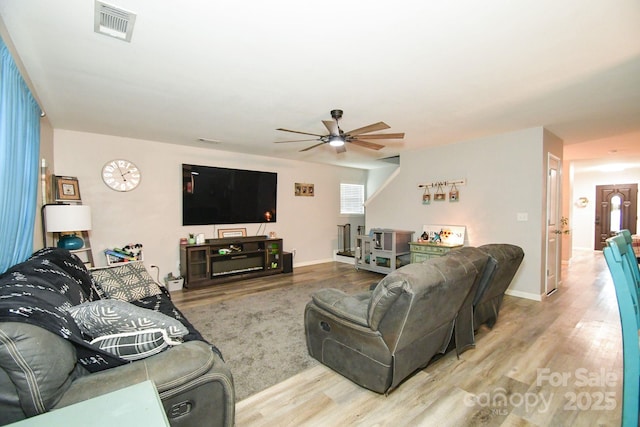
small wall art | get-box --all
[54,175,81,202]
[422,187,431,205]
[295,183,314,197]
[449,183,459,202]
[418,179,466,204]
[434,183,446,201]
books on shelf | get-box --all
[104,248,143,265]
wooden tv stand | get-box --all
[180,236,284,288]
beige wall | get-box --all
[44,125,566,299]
[52,129,366,281]
[365,127,554,300]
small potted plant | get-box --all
[188,233,196,244]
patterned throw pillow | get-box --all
[67,299,188,339]
[90,329,177,361]
[90,262,161,302]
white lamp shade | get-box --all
[45,205,92,232]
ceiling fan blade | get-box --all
[351,132,404,140]
[322,120,339,136]
[274,138,319,143]
[300,142,326,152]
[345,121,390,136]
[335,144,347,154]
[276,128,325,137]
[349,139,385,151]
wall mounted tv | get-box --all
[182,164,277,226]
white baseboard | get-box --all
[505,288,542,301]
[293,258,335,268]
[334,254,355,265]
[293,252,356,268]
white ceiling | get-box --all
[1,0,639,170]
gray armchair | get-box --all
[304,249,489,394]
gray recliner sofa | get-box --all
[473,244,525,330]
[0,248,234,426]
[304,247,491,394]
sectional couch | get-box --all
[305,244,524,394]
[0,248,234,426]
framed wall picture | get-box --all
[54,176,81,202]
[217,228,247,238]
[295,183,314,197]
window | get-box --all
[340,183,364,215]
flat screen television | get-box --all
[182,164,277,225]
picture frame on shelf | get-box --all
[54,176,81,202]
[218,228,247,238]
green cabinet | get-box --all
[409,242,462,263]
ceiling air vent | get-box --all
[94,1,136,42]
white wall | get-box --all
[52,130,367,281]
[366,164,399,198]
[571,165,640,250]
[365,127,550,299]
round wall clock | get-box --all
[102,159,141,192]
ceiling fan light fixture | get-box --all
[329,135,344,147]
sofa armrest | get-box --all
[0,322,83,419]
[56,340,230,405]
[311,288,370,327]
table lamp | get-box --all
[44,205,92,250]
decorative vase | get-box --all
[57,234,84,250]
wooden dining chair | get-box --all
[604,234,640,427]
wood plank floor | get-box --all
[173,251,623,427]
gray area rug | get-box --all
[181,277,375,401]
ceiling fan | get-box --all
[274,109,404,153]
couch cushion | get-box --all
[89,329,179,361]
[311,289,369,326]
[90,263,162,302]
[0,250,130,374]
[67,299,188,339]
[0,322,85,418]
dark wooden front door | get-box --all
[594,183,638,250]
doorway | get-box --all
[594,183,638,250]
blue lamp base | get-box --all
[57,234,84,250]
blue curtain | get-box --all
[0,37,41,274]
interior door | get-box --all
[594,183,638,250]
[545,154,561,295]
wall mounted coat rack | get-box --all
[418,179,466,204]
[417,179,466,189]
